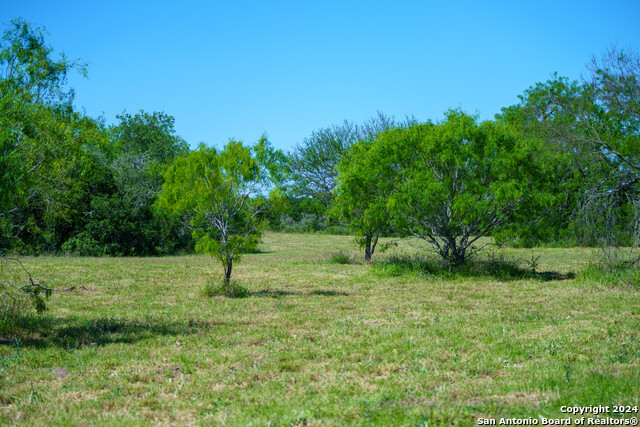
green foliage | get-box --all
[0,18,110,254]
[499,47,640,257]
[0,18,85,320]
[333,136,394,261]
[347,110,552,266]
[57,110,193,256]
[0,19,195,256]
[62,196,166,256]
[159,137,282,282]
[0,17,86,107]
[287,120,360,204]
[268,196,329,232]
[110,110,189,164]
[278,213,327,233]
[287,113,399,243]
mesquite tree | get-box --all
[357,111,551,267]
[159,137,283,286]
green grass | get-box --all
[1,232,639,425]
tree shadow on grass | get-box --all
[537,271,576,281]
[251,289,349,298]
[308,290,349,296]
[372,254,576,282]
[243,248,275,254]
[1,315,228,349]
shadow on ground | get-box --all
[372,254,576,282]
[1,315,227,349]
[251,289,349,298]
[537,271,576,281]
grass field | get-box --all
[1,232,639,426]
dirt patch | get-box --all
[53,367,69,378]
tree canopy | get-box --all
[500,46,640,261]
[343,110,554,266]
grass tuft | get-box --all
[371,254,446,278]
[579,262,640,289]
[203,278,250,298]
[329,250,353,264]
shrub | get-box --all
[278,213,328,233]
[61,232,107,256]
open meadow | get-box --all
[1,232,639,425]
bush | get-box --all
[61,232,108,256]
[203,278,250,298]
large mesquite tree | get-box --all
[347,110,553,267]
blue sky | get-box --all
[2,0,639,151]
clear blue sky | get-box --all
[2,0,639,151]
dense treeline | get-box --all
[2,18,639,268]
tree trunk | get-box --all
[364,230,381,262]
[223,255,233,288]
[449,247,466,268]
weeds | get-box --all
[1,255,52,336]
[579,261,640,289]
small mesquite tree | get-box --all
[159,137,283,286]
[369,110,551,267]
